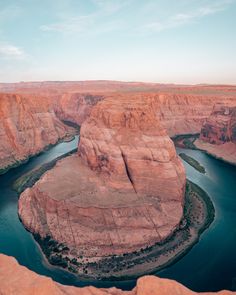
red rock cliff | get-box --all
[2,81,236,136]
[0,93,69,173]
[54,93,104,126]
[54,91,236,136]
[199,105,236,144]
[195,105,236,165]
[79,96,185,201]
[19,96,185,260]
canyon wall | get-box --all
[53,92,236,136]
[195,105,236,164]
[0,254,234,295]
[54,93,104,126]
[199,105,236,144]
[154,93,233,136]
[54,92,236,136]
[19,96,185,261]
[2,81,236,137]
[0,93,69,173]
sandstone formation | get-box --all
[54,91,236,137]
[195,105,236,164]
[19,96,186,261]
[54,92,236,137]
[0,254,234,295]
[54,93,104,126]
[1,81,236,137]
[154,93,236,136]
[199,105,236,144]
[0,93,70,173]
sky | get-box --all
[0,0,236,84]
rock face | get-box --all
[54,93,104,126]
[195,105,236,164]
[2,81,236,137]
[154,93,226,137]
[199,105,236,144]
[54,92,236,137]
[0,254,234,295]
[0,93,69,173]
[19,96,186,259]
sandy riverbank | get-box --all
[194,140,236,166]
[173,134,236,166]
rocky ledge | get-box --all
[0,93,72,174]
[54,93,104,126]
[19,95,186,274]
[0,254,234,295]
[195,105,236,165]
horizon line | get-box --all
[0,79,236,87]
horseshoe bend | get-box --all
[18,95,214,279]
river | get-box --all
[0,138,235,292]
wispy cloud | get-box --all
[40,0,130,34]
[143,0,234,32]
[0,43,27,60]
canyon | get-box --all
[50,91,236,137]
[54,93,104,126]
[1,81,236,293]
[54,92,236,137]
[1,87,235,175]
[0,254,234,295]
[1,82,236,174]
[195,105,236,165]
[0,93,72,174]
[1,81,236,137]
[18,95,186,274]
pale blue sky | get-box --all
[0,0,235,84]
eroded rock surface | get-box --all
[195,105,236,164]
[2,81,236,137]
[0,254,234,295]
[53,91,236,137]
[54,93,104,126]
[0,93,69,173]
[19,96,186,259]
[199,105,236,144]
[154,93,231,136]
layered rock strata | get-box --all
[195,105,236,164]
[2,81,236,137]
[54,92,236,136]
[0,93,70,173]
[0,254,234,295]
[19,96,186,259]
[154,93,230,136]
[199,105,236,144]
[54,93,104,126]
